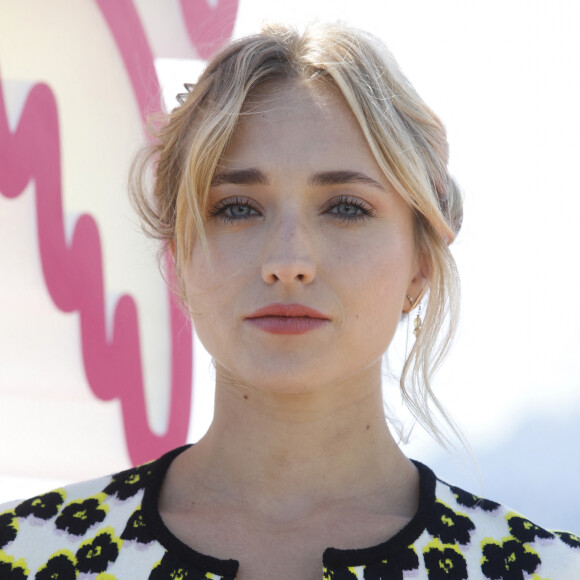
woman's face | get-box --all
[184,81,423,393]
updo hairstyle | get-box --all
[130,22,464,447]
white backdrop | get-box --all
[1,0,579,531]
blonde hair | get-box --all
[130,22,463,448]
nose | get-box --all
[261,213,317,285]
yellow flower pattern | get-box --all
[0,447,578,579]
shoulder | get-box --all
[423,466,580,579]
[0,459,160,578]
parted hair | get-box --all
[130,22,464,448]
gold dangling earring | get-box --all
[406,288,425,337]
[413,304,422,337]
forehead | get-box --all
[221,80,380,175]
[241,79,344,117]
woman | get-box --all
[1,22,578,580]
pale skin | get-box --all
[159,80,425,579]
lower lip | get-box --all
[246,316,328,335]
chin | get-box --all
[216,361,334,395]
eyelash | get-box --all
[208,197,262,224]
[324,195,375,223]
[208,195,375,224]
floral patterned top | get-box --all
[1,445,579,579]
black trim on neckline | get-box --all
[142,444,240,578]
[322,460,436,567]
[142,448,435,575]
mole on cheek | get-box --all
[243,394,249,400]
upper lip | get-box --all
[245,303,330,319]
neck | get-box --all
[176,362,418,520]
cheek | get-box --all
[342,238,414,336]
[183,268,230,366]
[346,233,414,294]
[183,247,227,327]
[184,241,254,338]
[375,245,414,303]
[185,236,247,295]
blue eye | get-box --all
[226,205,256,218]
[209,197,261,223]
[326,196,374,222]
[331,203,363,216]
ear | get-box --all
[403,259,429,314]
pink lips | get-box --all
[245,303,330,335]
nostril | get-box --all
[261,259,316,285]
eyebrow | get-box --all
[211,168,386,191]
[308,170,386,191]
[211,168,269,187]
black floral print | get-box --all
[121,506,153,544]
[450,485,501,512]
[423,539,468,580]
[76,528,121,573]
[55,495,107,536]
[14,490,65,521]
[0,449,578,578]
[323,566,358,580]
[363,545,419,579]
[481,537,541,579]
[507,513,553,543]
[0,512,17,550]
[555,531,580,549]
[103,462,153,500]
[427,500,475,545]
[322,567,358,580]
[0,554,28,580]
[35,550,77,580]
[149,553,197,580]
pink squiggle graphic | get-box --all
[0,0,244,466]
[0,77,180,467]
[91,1,196,463]
[0,0,239,465]
[0,71,192,465]
[94,0,239,452]
[93,0,237,460]
[179,0,239,59]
